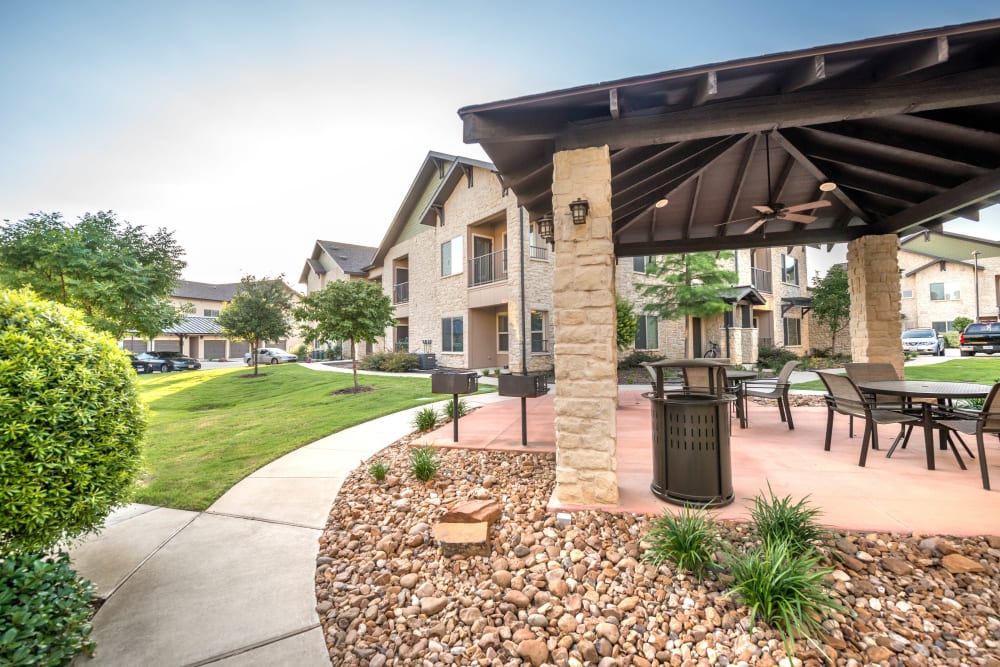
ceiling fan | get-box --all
[719,134,832,235]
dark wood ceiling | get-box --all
[459,20,1000,255]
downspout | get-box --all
[519,207,528,374]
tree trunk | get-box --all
[253,338,260,376]
[350,339,358,390]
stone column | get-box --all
[551,146,618,505]
[847,234,904,377]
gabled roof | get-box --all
[903,257,981,277]
[368,151,498,269]
[299,240,377,283]
[900,229,1000,261]
[719,285,767,305]
[162,316,222,336]
[173,280,243,302]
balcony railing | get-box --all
[393,282,409,304]
[751,267,772,293]
[758,337,774,349]
[468,249,508,287]
[529,245,548,260]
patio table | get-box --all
[855,380,991,471]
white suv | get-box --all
[244,348,298,365]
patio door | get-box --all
[473,236,493,284]
[692,317,702,358]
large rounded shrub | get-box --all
[0,289,146,553]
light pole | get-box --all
[972,250,981,321]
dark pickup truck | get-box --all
[959,322,1000,356]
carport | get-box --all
[459,19,1000,504]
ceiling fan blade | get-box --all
[752,205,775,214]
[782,200,832,214]
[780,213,818,224]
[743,218,768,234]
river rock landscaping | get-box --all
[315,442,1000,666]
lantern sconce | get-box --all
[569,198,589,225]
[536,213,555,246]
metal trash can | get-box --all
[648,392,735,506]
[431,371,479,442]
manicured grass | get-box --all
[132,365,486,511]
[791,357,1000,392]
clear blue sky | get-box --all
[2,1,998,283]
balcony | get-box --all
[750,268,772,293]
[468,249,508,287]
[529,245,549,260]
[393,282,409,304]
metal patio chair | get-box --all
[741,360,800,429]
[937,382,1000,490]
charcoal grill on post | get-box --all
[431,371,479,442]
[497,373,549,446]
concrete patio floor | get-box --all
[419,388,1000,536]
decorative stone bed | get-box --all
[315,441,1000,666]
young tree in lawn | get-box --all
[217,275,294,376]
[0,211,186,339]
[637,252,737,357]
[810,264,850,354]
[295,279,396,392]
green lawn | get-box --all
[133,365,485,511]
[791,358,1000,392]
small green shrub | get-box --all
[361,351,419,372]
[291,343,309,359]
[642,505,719,580]
[409,446,440,481]
[726,539,842,658]
[442,398,470,420]
[942,331,960,348]
[368,460,389,481]
[951,316,974,334]
[412,407,439,432]
[750,485,826,557]
[0,289,146,552]
[0,550,95,665]
[757,345,799,372]
[618,350,664,369]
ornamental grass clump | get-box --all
[442,398,469,420]
[409,446,440,482]
[368,460,389,481]
[412,407,439,432]
[642,504,720,581]
[726,539,843,658]
[750,484,826,556]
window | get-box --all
[441,236,463,277]
[929,281,960,301]
[442,317,463,352]
[635,315,658,350]
[781,255,799,285]
[530,311,546,353]
[932,321,956,333]
[783,317,801,346]
[203,308,220,317]
[901,289,913,299]
[497,314,509,352]
[633,256,655,273]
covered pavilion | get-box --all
[458,19,1000,505]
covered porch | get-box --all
[459,19,1000,505]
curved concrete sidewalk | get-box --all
[70,374,508,666]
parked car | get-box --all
[147,350,202,371]
[244,348,298,365]
[959,322,1000,356]
[901,328,945,356]
[128,352,170,374]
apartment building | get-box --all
[300,151,814,370]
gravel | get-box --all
[316,440,1000,666]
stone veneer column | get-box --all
[551,146,618,505]
[847,234,904,377]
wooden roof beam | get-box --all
[691,71,718,107]
[876,36,948,81]
[685,175,703,239]
[782,55,826,92]
[614,136,745,204]
[557,65,1000,151]
[718,134,759,237]
[771,130,871,221]
[877,167,1000,234]
[616,225,865,255]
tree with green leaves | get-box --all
[638,252,737,357]
[616,295,638,350]
[0,211,186,339]
[951,315,974,333]
[217,275,295,376]
[810,265,850,353]
[294,279,396,391]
